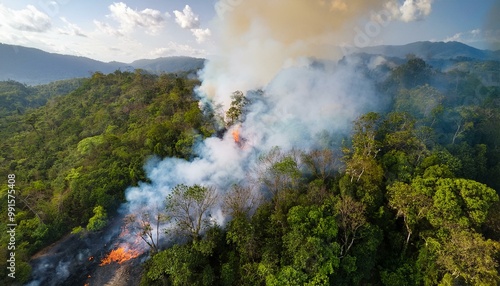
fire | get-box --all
[99,247,140,266]
[232,128,240,143]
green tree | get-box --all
[275,203,340,285]
[225,90,249,127]
[342,112,384,210]
[387,181,432,246]
[343,112,381,183]
[258,147,302,210]
[435,229,500,285]
[388,55,433,89]
[427,178,498,229]
[86,205,107,231]
[394,85,444,121]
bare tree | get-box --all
[165,184,219,241]
[223,185,262,218]
[256,147,303,208]
[336,196,367,257]
[302,148,338,181]
[124,206,166,254]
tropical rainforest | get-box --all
[1,55,500,286]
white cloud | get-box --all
[59,17,86,37]
[173,5,199,29]
[93,20,123,37]
[191,28,211,43]
[386,0,433,22]
[151,42,206,57]
[444,28,500,49]
[107,2,167,35]
[0,4,51,32]
[444,32,462,43]
[173,5,211,43]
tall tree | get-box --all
[165,184,219,240]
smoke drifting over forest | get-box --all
[124,0,399,226]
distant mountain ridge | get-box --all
[355,41,500,61]
[131,57,205,75]
[1,41,498,85]
[0,43,205,85]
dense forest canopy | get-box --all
[1,55,499,285]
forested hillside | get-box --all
[1,55,499,285]
[0,78,85,117]
[0,70,216,282]
[138,57,500,286]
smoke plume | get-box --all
[124,0,416,228]
[199,0,396,108]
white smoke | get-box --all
[125,57,380,225]
[124,0,402,229]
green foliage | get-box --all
[0,71,215,284]
[0,78,83,117]
[71,226,85,235]
[380,263,418,286]
[77,135,105,155]
[2,55,500,286]
[282,205,340,280]
[225,90,249,127]
[87,205,108,231]
[385,55,433,90]
[435,229,500,285]
[394,85,444,120]
[141,226,224,286]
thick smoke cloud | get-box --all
[125,58,380,226]
[124,0,420,226]
[199,0,391,109]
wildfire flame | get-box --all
[99,247,140,266]
[232,128,240,143]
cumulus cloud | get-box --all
[58,17,86,37]
[386,0,433,22]
[191,28,212,43]
[101,2,168,35]
[0,4,51,32]
[173,5,211,43]
[173,5,199,29]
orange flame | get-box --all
[232,128,240,143]
[99,247,140,266]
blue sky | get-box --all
[0,0,498,62]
